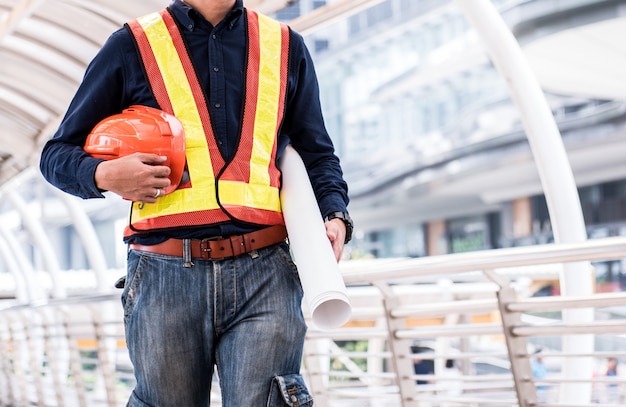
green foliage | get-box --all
[330,340,370,382]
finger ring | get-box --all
[154,188,161,198]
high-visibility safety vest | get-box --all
[125,8,289,236]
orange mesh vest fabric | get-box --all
[125,8,289,237]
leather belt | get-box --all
[129,225,287,260]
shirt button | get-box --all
[215,103,221,108]
[212,34,217,39]
[213,66,220,72]
[188,24,193,30]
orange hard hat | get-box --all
[84,105,186,195]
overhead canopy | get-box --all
[523,17,626,101]
[0,0,624,189]
[0,0,291,187]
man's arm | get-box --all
[39,29,168,201]
[40,30,128,198]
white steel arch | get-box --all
[51,185,111,292]
[0,223,45,303]
[0,232,29,303]
[5,188,66,299]
[452,1,594,404]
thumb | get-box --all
[326,225,339,242]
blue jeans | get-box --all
[122,242,312,406]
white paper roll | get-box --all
[278,145,352,330]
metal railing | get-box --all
[0,236,625,406]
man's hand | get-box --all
[325,218,346,262]
[94,153,171,203]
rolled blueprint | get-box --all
[278,145,352,330]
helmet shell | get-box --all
[85,105,186,195]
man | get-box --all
[39,0,352,405]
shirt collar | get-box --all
[168,0,244,32]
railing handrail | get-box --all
[0,236,623,311]
[340,235,626,284]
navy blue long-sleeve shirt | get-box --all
[40,0,349,243]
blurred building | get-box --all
[279,0,626,293]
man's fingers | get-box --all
[133,153,171,177]
[331,240,343,262]
[136,153,167,164]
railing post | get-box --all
[92,307,118,407]
[376,282,417,407]
[0,314,15,407]
[63,310,88,407]
[484,270,536,407]
[367,317,389,405]
[497,286,538,406]
[302,337,330,406]
[23,310,45,407]
[7,314,29,407]
[42,308,66,407]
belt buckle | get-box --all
[200,236,233,260]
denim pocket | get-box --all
[273,242,304,297]
[121,251,148,326]
[275,242,299,273]
[267,374,314,406]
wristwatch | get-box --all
[324,211,354,244]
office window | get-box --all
[275,2,301,21]
[366,1,393,27]
[314,39,329,52]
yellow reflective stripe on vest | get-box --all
[249,13,282,188]
[131,12,218,222]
